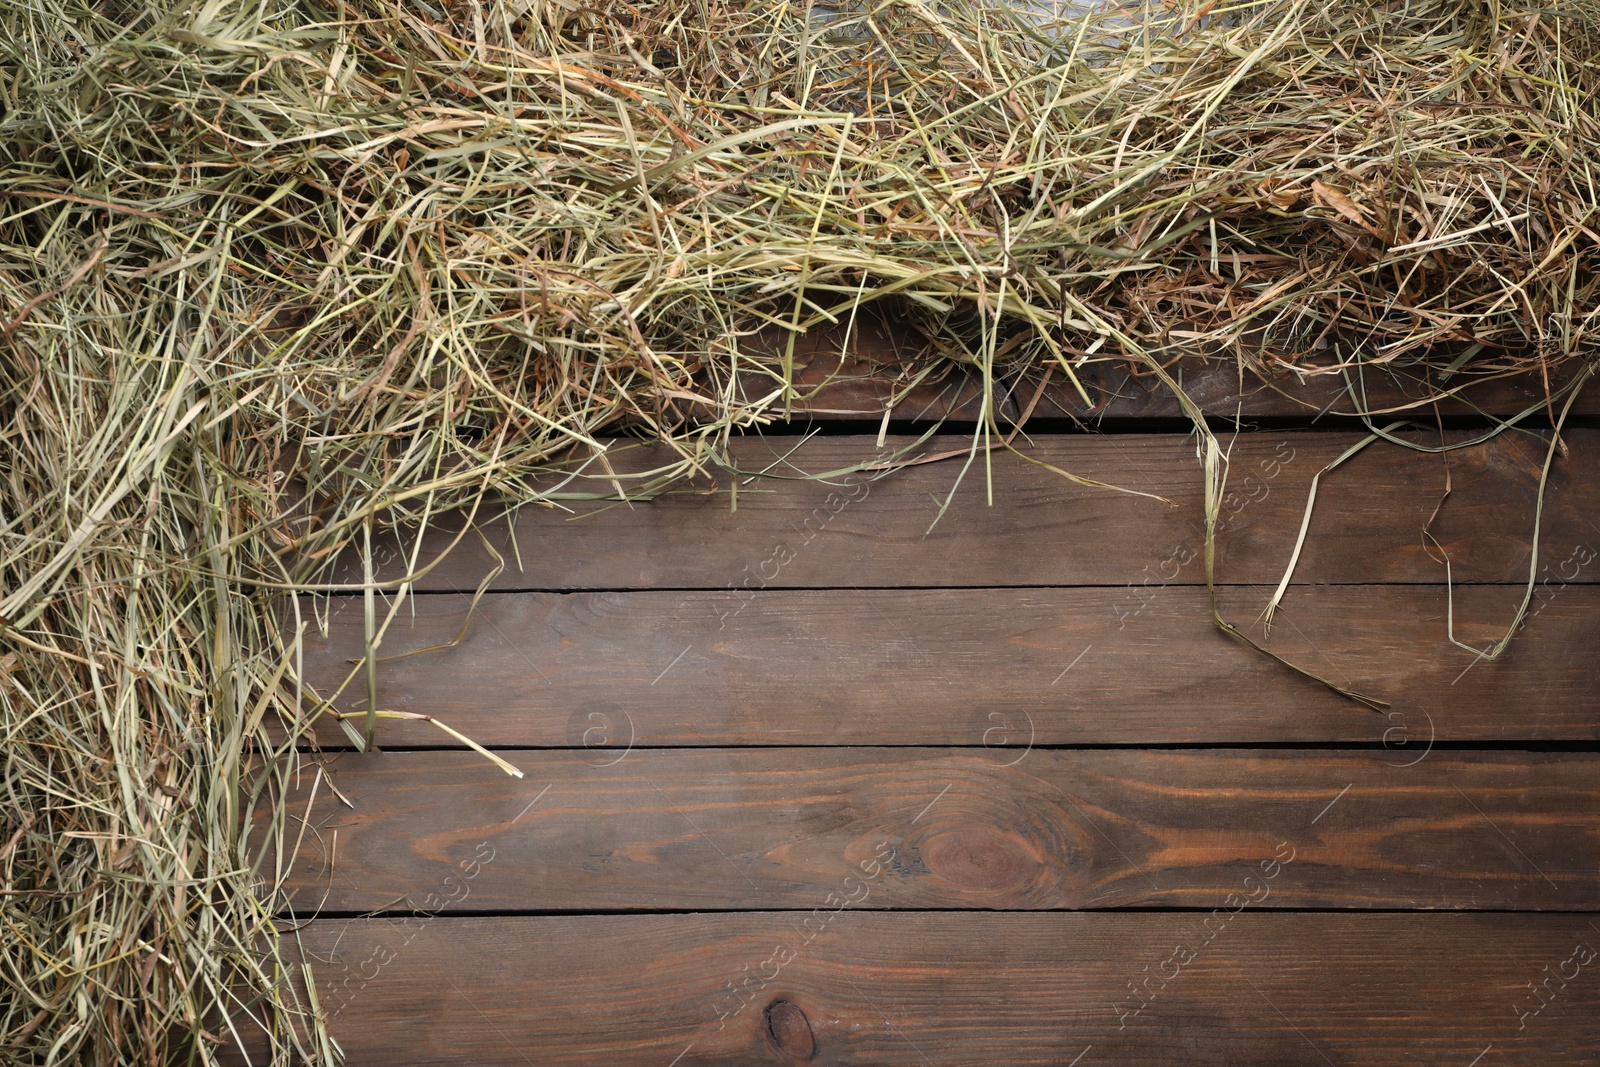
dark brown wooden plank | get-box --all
[264,749,1600,913]
[1025,352,1599,423]
[752,322,1597,421]
[236,912,1600,1065]
[337,430,1598,591]
[291,583,1600,746]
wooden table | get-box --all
[254,357,1600,1065]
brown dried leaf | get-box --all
[1312,180,1384,239]
[1257,178,1300,209]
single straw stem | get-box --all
[363,516,379,751]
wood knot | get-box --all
[922,826,1037,896]
[765,1000,815,1061]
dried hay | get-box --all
[1,0,1597,1061]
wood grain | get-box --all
[233,912,1600,1065]
[335,430,1598,592]
[264,748,1600,914]
[290,583,1600,746]
[741,321,1599,421]
[263,369,1600,1067]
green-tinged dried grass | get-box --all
[1,0,1597,1063]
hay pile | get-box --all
[1,0,1596,1062]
